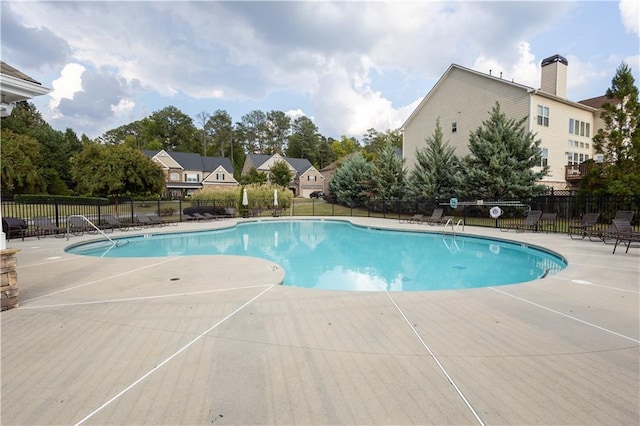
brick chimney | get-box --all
[540,54,568,98]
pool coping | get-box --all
[1,216,638,425]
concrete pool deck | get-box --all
[1,216,638,425]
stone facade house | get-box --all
[242,153,324,197]
[144,150,237,199]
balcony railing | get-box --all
[565,163,592,182]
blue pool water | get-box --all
[66,220,566,292]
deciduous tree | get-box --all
[71,143,165,203]
[269,160,293,187]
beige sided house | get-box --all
[242,153,324,197]
[402,54,602,190]
[144,150,237,199]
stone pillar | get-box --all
[1,248,20,311]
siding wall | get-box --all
[403,67,530,172]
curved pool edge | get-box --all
[64,216,568,292]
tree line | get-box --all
[1,62,637,201]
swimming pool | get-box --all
[66,220,567,291]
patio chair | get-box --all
[148,215,168,227]
[224,207,236,218]
[2,217,29,241]
[568,212,600,239]
[589,210,635,243]
[400,214,423,224]
[500,210,543,232]
[102,215,129,232]
[32,217,65,238]
[192,213,211,221]
[424,209,444,225]
[611,219,640,254]
[272,207,283,217]
[67,216,96,236]
[539,212,558,233]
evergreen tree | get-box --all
[269,160,293,187]
[371,139,406,201]
[409,118,461,200]
[461,102,548,199]
[328,153,374,207]
[588,61,640,195]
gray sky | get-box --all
[2,1,638,140]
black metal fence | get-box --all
[2,194,639,235]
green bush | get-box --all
[15,194,110,205]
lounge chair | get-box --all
[540,212,558,233]
[612,219,640,254]
[2,217,29,241]
[401,214,423,224]
[568,212,600,239]
[424,209,444,225]
[501,210,543,232]
[437,216,455,226]
[102,215,129,231]
[589,210,635,243]
[67,216,96,236]
[32,217,65,238]
[148,215,168,226]
[192,213,211,221]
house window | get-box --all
[580,121,585,136]
[569,119,574,134]
[537,105,549,126]
[585,123,590,137]
[185,173,199,183]
[170,172,180,181]
[568,140,573,147]
[216,173,225,181]
[451,122,457,133]
[308,175,316,181]
[539,148,548,167]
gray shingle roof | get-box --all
[0,61,42,85]
[246,153,313,174]
[143,150,233,173]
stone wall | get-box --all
[1,248,20,311]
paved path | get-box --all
[1,217,638,425]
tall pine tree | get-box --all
[461,102,548,199]
[409,118,460,201]
[588,61,640,195]
[371,139,406,201]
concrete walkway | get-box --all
[1,217,638,425]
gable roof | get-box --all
[246,153,313,174]
[143,150,233,173]
[402,62,596,129]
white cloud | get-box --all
[284,109,307,121]
[49,63,85,117]
[472,42,539,88]
[111,98,135,115]
[619,0,639,35]
[4,1,637,139]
